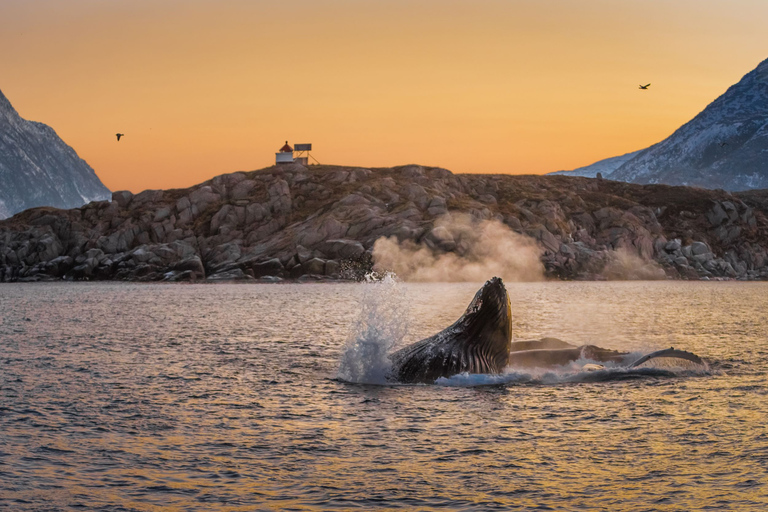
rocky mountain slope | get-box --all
[552,57,768,191]
[0,89,111,219]
[609,57,768,190]
[1,164,767,283]
[550,150,641,178]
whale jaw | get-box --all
[389,277,513,383]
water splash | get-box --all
[337,272,409,384]
[436,356,711,387]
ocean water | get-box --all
[1,280,767,511]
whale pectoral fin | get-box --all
[628,348,707,369]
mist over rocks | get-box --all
[371,213,545,282]
[1,163,768,283]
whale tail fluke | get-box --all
[628,347,707,369]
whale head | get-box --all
[389,276,513,383]
[458,276,513,360]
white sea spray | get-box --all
[337,272,409,384]
[435,360,709,387]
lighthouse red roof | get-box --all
[279,141,293,152]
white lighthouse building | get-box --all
[276,141,294,164]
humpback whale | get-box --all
[389,277,512,383]
[388,277,706,383]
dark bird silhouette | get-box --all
[116,133,124,141]
[720,142,729,147]
[639,84,651,90]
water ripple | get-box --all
[1,281,767,510]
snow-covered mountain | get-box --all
[609,57,768,190]
[0,89,110,219]
[551,57,768,191]
[549,150,641,178]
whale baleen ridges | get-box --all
[389,277,513,383]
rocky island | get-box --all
[1,163,768,282]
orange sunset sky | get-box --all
[2,0,767,193]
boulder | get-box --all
[45,255,73,276]
[722,201,739,221]
[427,197,448,216]
[131,189,164,207]
[209,242,242,267]
[189,186,221,209]
[252,258,283,277]
[268,179,292,215]
[529,227,560,253]
[131,246,156,264]
[504,215,523,232]
[665,239,682,253]
[112,190,133,208]
[211,204,244,234]
[172,256,205,276]
[163,270,197,282]
[690,241,710,256]
[231,180,257,200]
[176,196,191,212]
[403,184,429,209]
[295,245,313,264]
[425,226,456,251]
[706,202,729,227]
[337,194,370,207]
[207,268,252,281]
[36,234,63,261]
[692,252,714,263]
[318,239,366,260]
[325,259,340,276]
[245,203,268,224]
[176,204,200,226]
[303,257,326,275]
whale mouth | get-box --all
[479,276,505,305]
[465,277,513,348]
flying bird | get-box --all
[116,133,124,141]
[720,142,730,147]
[638,84,651,90]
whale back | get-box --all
[509,337,577,352]
[390,277,513,383]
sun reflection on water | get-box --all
[0,281,766,510]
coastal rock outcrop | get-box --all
[1,164,768,282]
